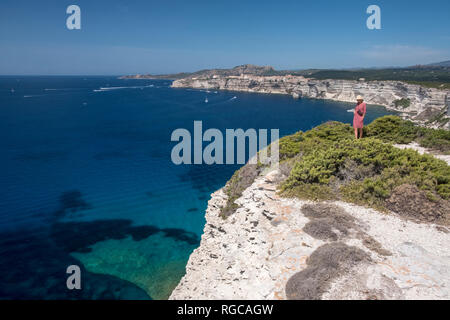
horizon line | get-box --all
[1,60,449,77]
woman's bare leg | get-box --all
[354,128,358,139]
[359,128,363,138]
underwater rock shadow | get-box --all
[50,190,199,253]
[53,190,92,219]
[0,230,151,300]
[0,187,200,299]
[0,189,198,299]
[50,219,199,253]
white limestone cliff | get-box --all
[169,169,450,300]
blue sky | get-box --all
[0,0,449,75]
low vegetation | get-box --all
[394,98,411,109]
[365,115,450,153]
[279,117,450,223]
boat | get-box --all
[205,97,208,103]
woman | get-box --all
[353,95,366,139]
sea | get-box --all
[0,76,392,299]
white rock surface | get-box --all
[170,170,450,300]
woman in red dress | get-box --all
[353,95,366,139]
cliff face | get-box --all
[172,75,450,129]
[169,168,450,300]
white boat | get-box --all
[205,97,208,103]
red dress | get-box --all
[353,102,366,129]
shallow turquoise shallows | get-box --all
[0,76,393,299]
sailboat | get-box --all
[204,97,208,103]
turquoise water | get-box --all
[0,76,392,299]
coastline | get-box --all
[171,75,450,129]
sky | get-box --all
[0,0,449,75]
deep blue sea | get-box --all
[0,76,392,299]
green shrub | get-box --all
[282,138,413,188]
[365,115,450,152]
[394,98,411,109]
[278,122,354,161]
[303,121,354,141]
[417,128,450,153]
[278,131,304,160]
[365,115,418,144]
[280,122,450,211]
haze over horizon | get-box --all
[1,0,449,75]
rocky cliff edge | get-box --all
[170,166,450,300]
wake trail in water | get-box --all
[207,96,238,106]
[44,88,76,91]
[93,84,154,92]
[24,94,47,98]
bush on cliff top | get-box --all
[278,131,304,160]
[280,118,450,219]
[418,128,450,153]
[221,116,450,221]
[365,115,418,144]
[366,115,450,153]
